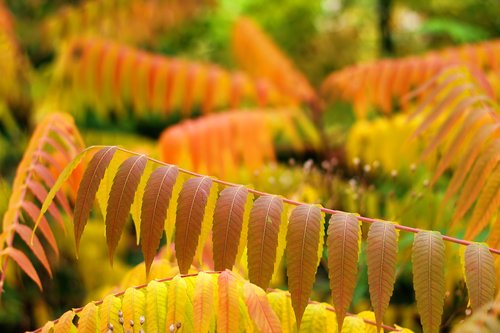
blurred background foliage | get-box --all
[0,0,499,332]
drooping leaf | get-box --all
[213,185,249,271]
[140,165,179,275]
[175,176,212,274]
[2,247,41,289]
[13,224,51,277]
[286,204,324,327]
[2,113,84,292]
[217,270,240,333]
[193,271,215,333]
[145,279,168,333]
[412,231,446,333]
[327,212,361,333]
[247,195,284,289]
[366,222,398,331]
[106,155,147,264]
[74,146,117,251]
[122,287,146,333]
[243,282,282,333]
[463,243,496,310]
[77,302,99,333]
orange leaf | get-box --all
[3,247,42,289]
[175,176,213,274]
[217,270,240,333]
[140,165,179,275]
[286,204,323,327]
[243,282,282,332]
[247,195,283,289]
[21,201,59,257]
[106,155,147,264]
[13,224,52,277]
[212,185,249,271]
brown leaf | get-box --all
[106,155,147,264]
[247,195,283,289]
[140,165,179,275]
[212,186,249,271]
[74,146,117,251]
[175,176,213,274]
[286,204,323,327]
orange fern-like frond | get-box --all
[412,66,500,239]
[232,17,317,105]
[55,37,295,120]
[158,109,320,178]
[321,39,500,117]
[0,113,84,292]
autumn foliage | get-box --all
[0,1,499,333]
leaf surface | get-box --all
[74,146,117,251]
[140,165,178,275]
[3,247,41,289]
[328,212,361,333]
[175,176,212,273]
[106,154,147,264]
[167,275,188,331]
[286,204,323,327]
[217,270,240,333]
[193,271,215,333]
[243,282,282,333]
[464,243,496,310]
[213,185,249,271]
[122,287,146,333]
[412,231,445,333]
[145,280,168,333]
[247,195,283,289]
[99,295,121,332]
[366,222,398,331]
[77,302,99,333]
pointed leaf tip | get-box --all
[106,154,147,264]
[328,212,361,333]
[141,165,179,275]
[286,204,323,327]
[367,222,398,331]
[213,185,249,271]
[412,231,445,333]
[175,176,213,274]
[74,146,117,252]
[247,195,284,290]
